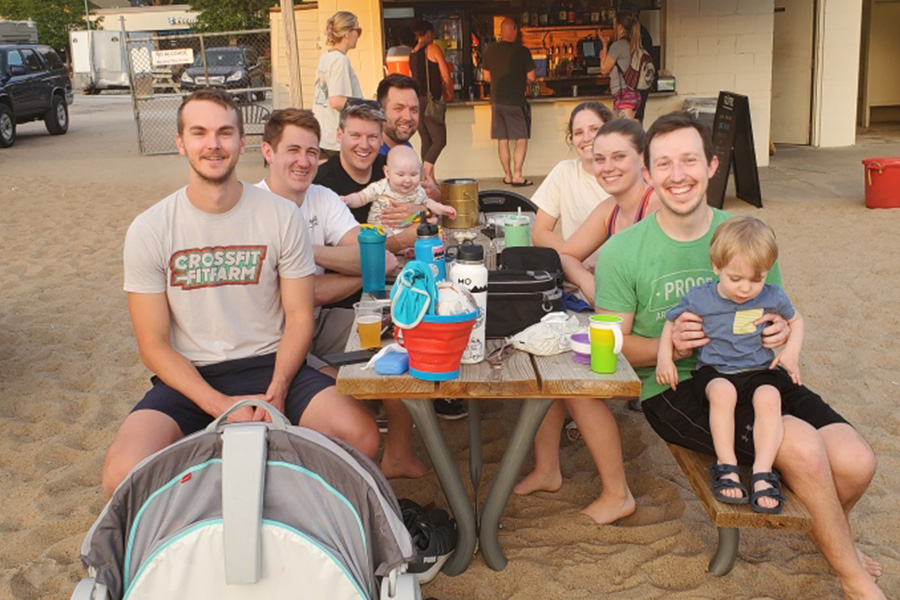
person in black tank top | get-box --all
[410,19,453,183]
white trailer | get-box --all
[69,29,152,93]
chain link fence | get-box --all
[125,29,272,155]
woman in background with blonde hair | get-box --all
[313,11,364,158]
[599,11,644,120]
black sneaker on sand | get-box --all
[433,399,468,420]
[405,506,458,584]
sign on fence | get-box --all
[152,48,195,67]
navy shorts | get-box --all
[642,371,849,465]
[132,353,335,435]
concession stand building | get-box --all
[270,0,892,179]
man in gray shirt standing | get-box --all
[483,17,536,187]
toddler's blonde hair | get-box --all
[709,216,778,277]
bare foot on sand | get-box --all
[857,546,883,579]
[513,468,562,496]
[841,571,886,600]
[580,489,636,525]
[381,456,428,479]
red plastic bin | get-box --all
[394,310,477,381]
[862,157,900,209]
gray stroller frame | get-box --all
[73,401,421,600]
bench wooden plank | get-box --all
[667,443,811,532]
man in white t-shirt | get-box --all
[101,90,380,498]
[260,108,426,479]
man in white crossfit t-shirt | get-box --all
[101,90,379,498]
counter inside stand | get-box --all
[434,91,678,180]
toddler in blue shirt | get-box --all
[657,216,805,515]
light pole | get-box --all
[83,0,95,90]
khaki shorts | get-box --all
[307,307,355,371]
[491,104,531,140]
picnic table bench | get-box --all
[667,443,812,575]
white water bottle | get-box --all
[451,243,488,363]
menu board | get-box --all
[707,91,762,209]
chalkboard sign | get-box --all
[707,91,762,209]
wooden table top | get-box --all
[336,333,641,401]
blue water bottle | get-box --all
[358,224,387,293]
[414,221,447,281]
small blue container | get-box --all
[358,225,387,293]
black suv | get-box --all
[179,46,265,100]
[0,43,73,148]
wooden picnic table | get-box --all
[337,329,640,575]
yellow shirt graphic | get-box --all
[732,308,764,335]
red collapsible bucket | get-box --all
[862,157,900,209]
[394,310,478,381]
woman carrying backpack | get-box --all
[599,11,646,120]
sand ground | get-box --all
[0,95,898,599]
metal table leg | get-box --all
[468,399,482,530]
[708,527,739,576]
[401,398,476,575]
[479,397,555,571]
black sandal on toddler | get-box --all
[749,471,786,514]
[709,463,749,505]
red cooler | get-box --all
[862,157,900,209]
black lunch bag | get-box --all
[485,269,563,338]
[497,246,564,289]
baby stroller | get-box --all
[72,401,420,600]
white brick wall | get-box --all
[668,0,774,166]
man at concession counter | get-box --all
[483,17,536,187]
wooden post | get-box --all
[279,0,303,107]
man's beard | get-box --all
[387,121,414,144]
[188,153,237,185]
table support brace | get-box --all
[708,527,739,576]
[479,397,555,571]
[468,399,482,530]
[401,398,477,575]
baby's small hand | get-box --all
[339,195,351,206]
[445,206,457,219]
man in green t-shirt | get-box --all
[595,112,884,598]
[482,18,536,187]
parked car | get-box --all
[179,46,265,101]
[0,43,73,148]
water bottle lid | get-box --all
[457,242,484,262]
[417,221,440,237]
[358,224,386,242]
